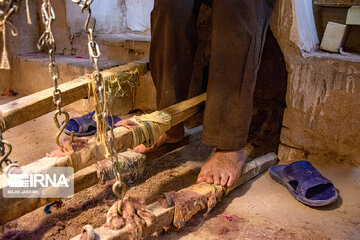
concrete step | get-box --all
[11,32,151,95]
[61,33,151,61]
[11,53,127,95]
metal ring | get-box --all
[0,140,13,172]
[112,181,127,200]
[53,89,62,104]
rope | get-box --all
[0,20,10,70]
[26,0,32,24]
[68,150,79,173]
[127,111,171,148]
[90,72,107,147]
[101,66,141,98]
[96,151,145,183]
[0,6,18,70]
[0,112,6,133]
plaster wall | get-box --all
[0,0,39,93]
[292,0,319,52]
[65,0,153,35]
[125,0,154,32]
[271,0,360,164]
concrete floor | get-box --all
[1,96,360,239]
[0,95,91,166]
[153,159,360,240]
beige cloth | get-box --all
[129,111,171,148]
[166,182,225,229]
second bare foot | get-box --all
[116,119,185,153]
[196,149,246,187]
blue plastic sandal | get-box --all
[269,161,338,207]
[63,111,121,137]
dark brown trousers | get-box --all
[150,0,275,150]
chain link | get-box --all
[0,128,15,171]
[72,0,125,205]
[0,0,20,21]
[71,0,93,12]
[0,0,20,171]
[38,0,74,147]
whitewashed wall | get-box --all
[125,0,154,32]
[66,0,153,35]
[291,0,319,52]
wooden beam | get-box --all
[0,58,149,132]
[73,126,203,194]
[0,93,206,224]
[72,153,278,240]
[162,93,206,127]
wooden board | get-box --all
[71,153,278,240]
[73,126,203,194]
[0,93,206,224]
[0,58,149,132]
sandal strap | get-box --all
[280,161,333,196]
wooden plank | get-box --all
[73,126,203,194]
[162,93,206,127]
[0,93,206,224]
[72,153,278,240]
[0,58,149,132]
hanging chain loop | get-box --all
[73,0,125,210]
[0,0,20,169]
[71,0,93,12]
[38,0,74,147]
[0,0,20,21]
[0,128,16,172]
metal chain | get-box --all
[0,128,15,171]
[0,0,20,21]
[72,0,126,208]
[71,0,93,13]
[0,0,20,171]
[38,0,74,147]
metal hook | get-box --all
[40,1,55,24]
[84,8,92,31]
[72,0,94,12]
[112,181,127,215]
[0,140,13,172]
[54,110,74,148]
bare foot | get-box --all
[196,149,246,187]
[115,120,184,153]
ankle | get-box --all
[215,148,244,154]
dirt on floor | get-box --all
[0,98,285,240]
[1,92,360,240]
[3,37,357,239]
[0,141,212,240]
[146,157,360,240]
[0,68,291,239]
[2,141,359,239]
